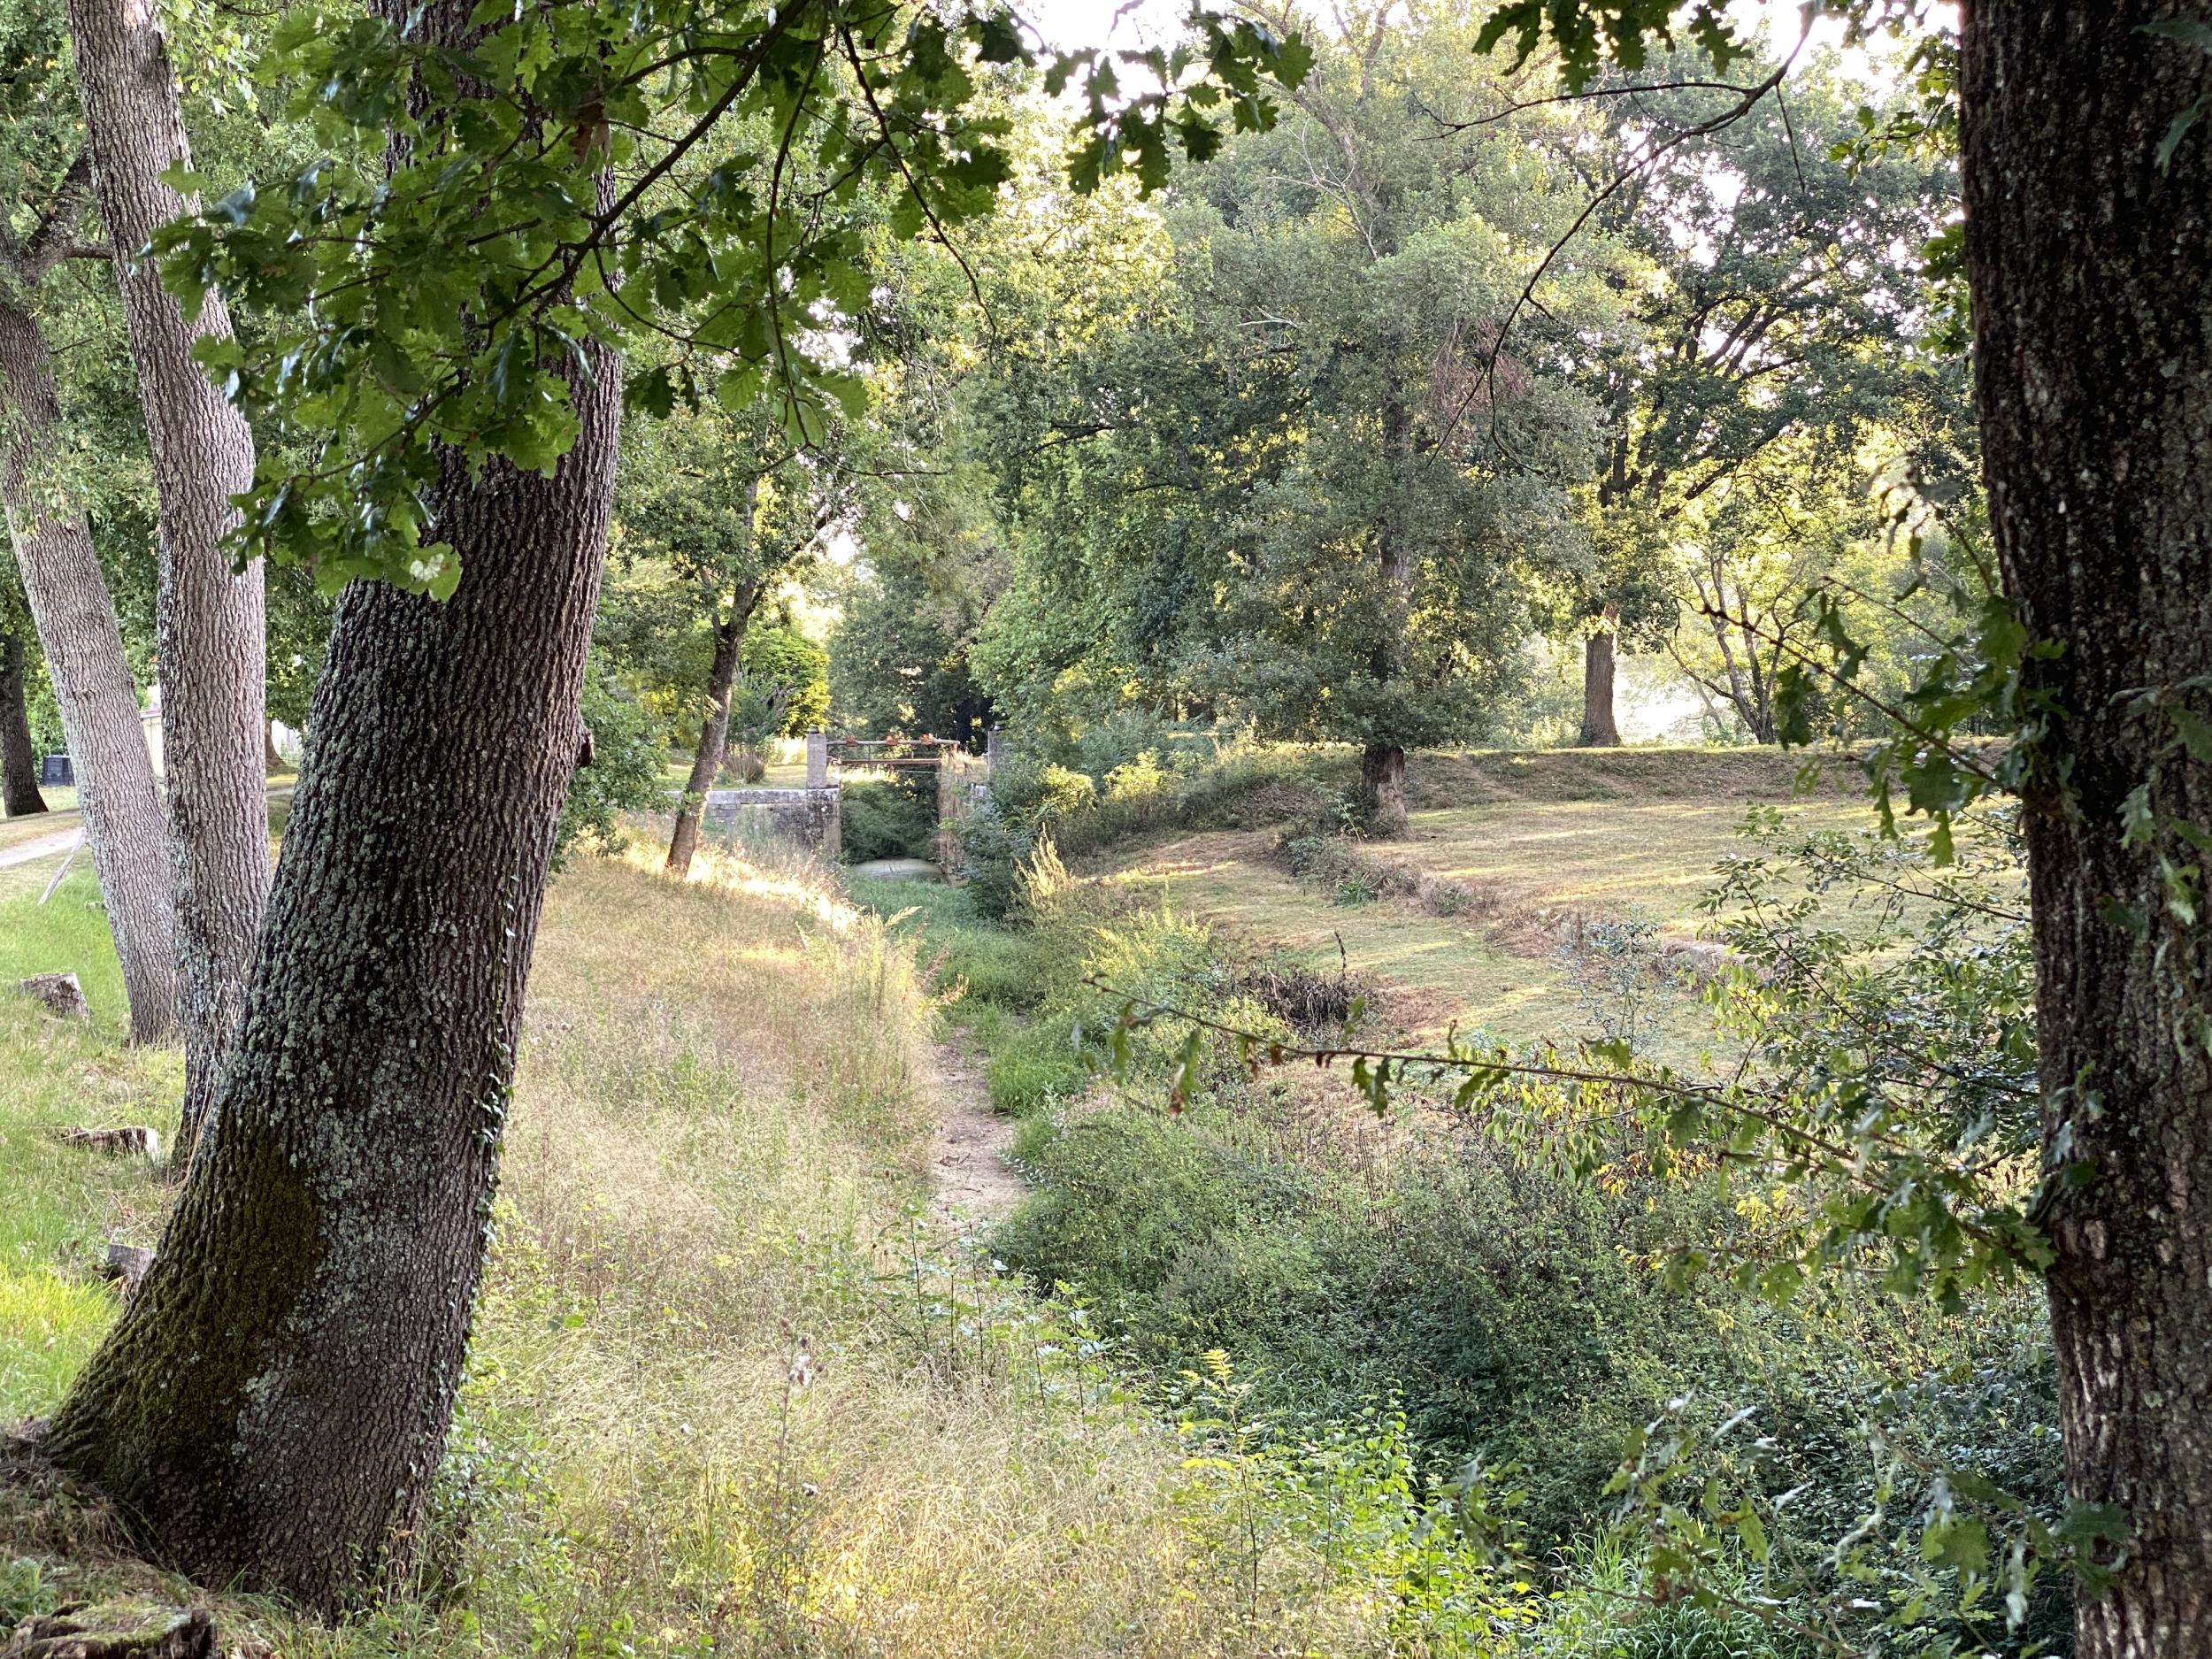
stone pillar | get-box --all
[985,724,1005,774]
[806,728,829,788]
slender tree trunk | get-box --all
[0,296,177,1038]
[1361,741,1406,836]
[1360,394,1414,837]
[0,621,50,816]
[264,719,282,773]
[71,0,268,1164]
[1961,8,2212,1654]
[1578,626,1621,748]
[666,576,762,878]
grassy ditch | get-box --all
[856,779,2068,1654]
[3,842,1592,1659]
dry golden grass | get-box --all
[2,840,1491,1659]
[342,843,1402,1659]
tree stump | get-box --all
[3,1603,214,1659]
[17,972,89,1020]
[101,1243,154,1297]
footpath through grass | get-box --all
[4,840,1609,1659]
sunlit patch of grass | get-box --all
[1100,751,1908,1057]
[0,873,180,1419]
[0,1271,114,1420]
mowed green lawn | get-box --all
[1105,748,1893,1051]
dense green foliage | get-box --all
[962,15,1606,753]
[739,624,829,737]
[552,657,666,868]
[838,773,938,863]
[147,0,1308,586]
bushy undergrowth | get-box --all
[863,846,1704,1548]
[838,771,939,863]
[856,810,2071,1654]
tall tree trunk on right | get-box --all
[0,620,50,816]
[1960,7,2212,1654]
[71,0,269,1163]
[1578,623,1621,748]
[666,577,762,878]
[0,296,177,1039]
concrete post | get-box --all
[806,728,829,788]
[985,724,1005,774]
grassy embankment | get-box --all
[1093,746,1880,1048]
[2,840,1569,1659]
[846,742,2061,1653]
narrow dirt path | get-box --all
[0,826,82,870]
[926,1035,1024,1223]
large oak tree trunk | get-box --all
[666,577,762,879]
[0,296,177,1039]
[1578,627,1620,748]
[0,620,50,816]
[49,340,619,1603]
[1960,7,2212,1653]
[71,0,269,1163]
[50,0,620,1576]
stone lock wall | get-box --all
[701,787,841,856]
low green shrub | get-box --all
[995,1107,1709,1548]
[952,795,1036,920]
[1530,1544,1818,1658]
[986,1018,1089,1115]
[953,742,1339,917]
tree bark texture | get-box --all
[665,576,761,878]
[0,297,177,1039]
[1361,741,1406,837]
[1961,7,2212,1654]
[1,619,50,815]
[50,321,619,1600]
[70,0,269,1162]
[1360,393,1414,838]
[1578,628,1621,748]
